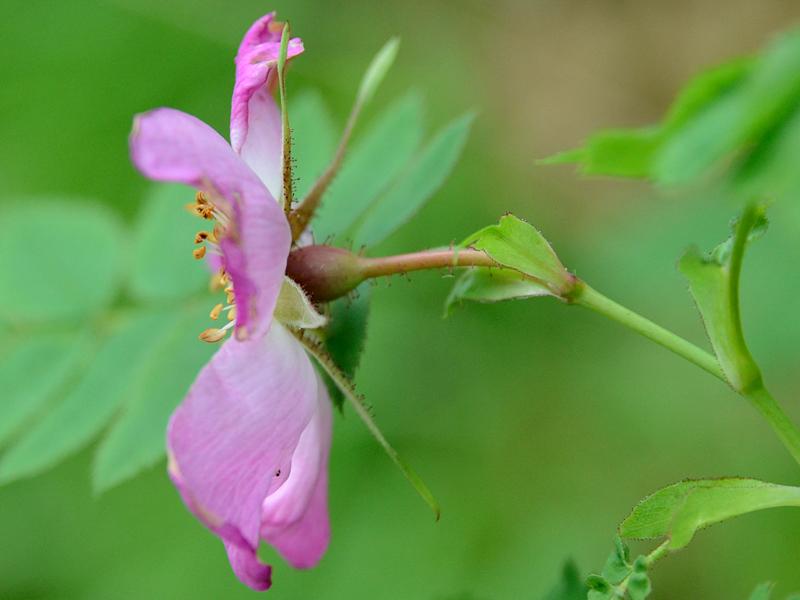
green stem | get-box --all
[747,386,800,466]
[574,283,726,381]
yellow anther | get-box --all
[227,305,237,321]
[193,246,207,260]
[209,270,226,292]
[209,303,223,320]
[196,191,209,205]
[199,328,227,343]
[226,290,235,304]
[195,231,209,244]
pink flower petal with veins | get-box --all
[130,107,290,338]
[168,325,325,590]
[231,12,304,198]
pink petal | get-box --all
[167,324,319,591]
[130,108,291,338]
[261,372,332,568]
[231,12,304,198]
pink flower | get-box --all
[129,13,331,591]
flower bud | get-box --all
[285,245,366,303]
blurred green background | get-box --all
[2,1,800,598]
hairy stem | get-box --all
[359,248,501,279]
[289,102,361,239]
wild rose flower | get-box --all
[129,13,331,591]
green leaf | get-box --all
[461,215,570,294]
[297,329,439,519]
[626,557,652,600]
[129,183,210,302]
[356,37,400,108]
[749,582,775,600]
[619,478,800,550]
[541,560,587,600]
[446,266,552,314]
[93,305,214,492]
[0,333,88,446]
[352,112,475,248]
[601,538,631,585]
[323,283,371,410]
[0,201,124,323]
[314,92,424,243]
[678,203,766,391]
[541,58,750,180]
[539,128,661,179]
[0,310,181,484]
[291,90,338,200]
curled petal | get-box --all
[167,324,318,590]
[231,12,304,197]
[261,373,332,568]
[130,108,291,337]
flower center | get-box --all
[186,191,238,344]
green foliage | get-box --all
[314,92,424,243]
[750,583,776,600]
[0,334,88,446]
[747,582,800,600]
[586,538,652,600]
[291,90,338,200]
[356,38,400,108]
[323,283,371,410]
[678,203,766,391]
[352,112,474,248]
[445,267,550,313]
[545,29,800,197]
[294,90,473,249]
[129,184,209,301]
[0,311,182,484]
[619,478,800,550]
[463,214,569,291]
[541,560,587,600]
[0,202,124,323]
[0,196,215,491]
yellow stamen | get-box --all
[194,231,209,244]
[193,246,207,260]
[227,305,237,321]
[199,328,227,343]
[209,303,223,320]
[226,290,235,304]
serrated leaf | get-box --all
[749,582,775,600]
[0,201,124,324]
[129,183,210,302]
[0,310,180,484]
[678,204,765,391]
[93,306,214,492]
[352,112,475,248]
[461,214,570,294]
[0,333,88,446]
[445,266,551,314]
[314,92,424,243]
[323,283,371,410]
[541,560,587,600]
[291,90,338,200]
[619,478,800,550]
